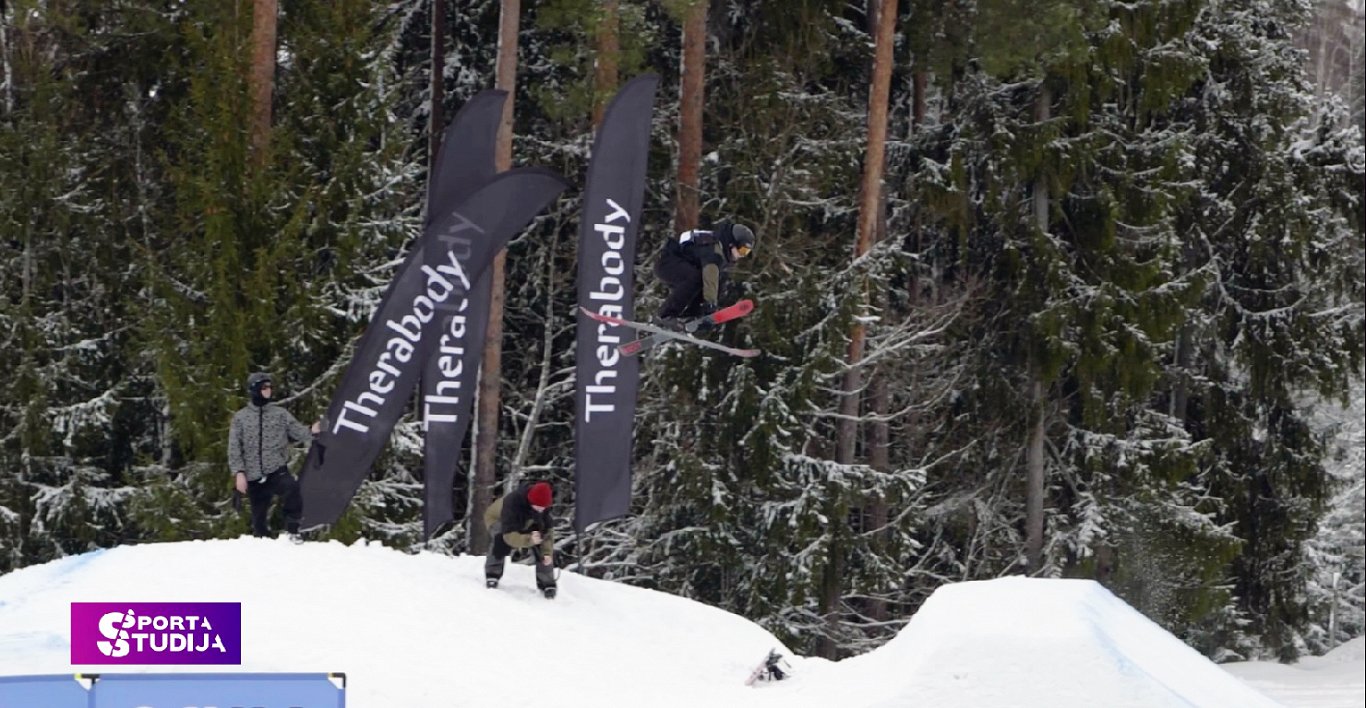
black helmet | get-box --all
[246,372,273,395]
[731,224,755,252]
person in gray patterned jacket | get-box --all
[228,372,319,539]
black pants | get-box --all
[485,524,556,589]
[247,467,302,537]
[655,252,727,319]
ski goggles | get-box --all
[736,244,752,257]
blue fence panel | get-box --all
[90,673,344,708]
[0,674,90,708]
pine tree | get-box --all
[0,0,179,568]
[1183,0,1362,661]
[1,0,1357,667]
[1305,379,1366,650]
[137,0,423,545]
[899,0,1320,656]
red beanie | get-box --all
[527,482,552,508]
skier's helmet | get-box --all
[246,371,273,395]
[731,224,755,256]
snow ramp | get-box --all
[794,576,1284,708]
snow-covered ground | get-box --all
[0,538,1361,707]
[1224,638,1365,708]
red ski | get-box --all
[580,300,759,358]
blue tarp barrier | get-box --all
[0,672,345,708]
[0,674,89,708]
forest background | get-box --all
[1,0,1363,662]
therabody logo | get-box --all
[71,602,241,665]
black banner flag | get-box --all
[574,74,660,532]
[420,91,504,539]
[302,167,567,528]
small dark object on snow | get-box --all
[745,648,791,686]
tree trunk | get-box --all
[866,372,890,624]
[1,1,13,116]
[1170,318,1192,424]
[511,3,616,475]
[1170,238,1197,423]
[417,0,446,439]
[912,69,927,127]
[513,248,559,474]
[592,0,620,126]
[822,0,898,660]
[1025,376,1046,573]
[247,0,278,167]
[674,0,705,232]
[1025,86,1051,575]
[838,0,897,473]
[428,0,445,203]
[471,0,520,554]
[909,66,926,271]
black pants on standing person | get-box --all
[486,524,557,590]
[247,466,303,537]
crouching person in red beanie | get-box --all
[483,481,557,598]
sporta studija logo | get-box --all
[70,602,241,665]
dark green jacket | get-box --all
[484,484,555,557]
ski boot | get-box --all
[541,586,557,599]
[652,316,685,332]
[485,578,499,589]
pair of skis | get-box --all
[580,299,760,358]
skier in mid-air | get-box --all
[653,221,755,331]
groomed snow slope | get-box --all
[0,539,1287,707]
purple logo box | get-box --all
[71,602,242,665]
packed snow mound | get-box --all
[1223,637,1365,708]
[778,576,1285,708]
[0,539,1284,707]
[801,576,1284,708]
[0,539,787,707]
[1321,636,1366,664]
